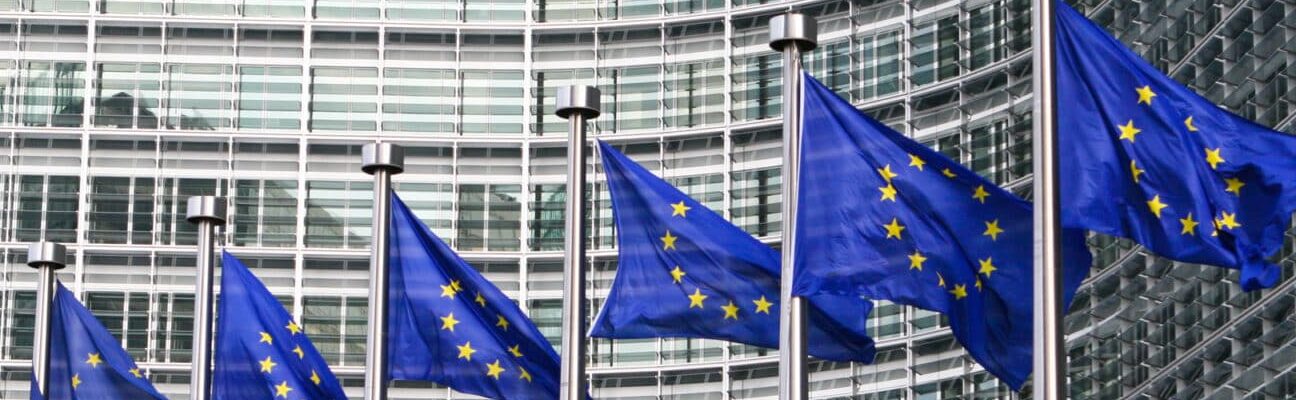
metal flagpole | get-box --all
[187,196,226,400]
[1032,0,1066,398]
[27,241,66,399]
[555,85,599,400]
[362,143,404,400]
[770,12,816,400]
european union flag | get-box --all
[791,74,1093,389]
[388,193,560,399]
[1057,1,1296,291]
[38,283,166,400]
[590,140,876,363]
[213,251,348,399]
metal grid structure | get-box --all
[0,0,1290,398]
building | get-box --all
[0,0,1292,398]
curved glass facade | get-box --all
[0,0,1292,398]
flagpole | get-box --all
[770,12,816,400]
[362,143,404,400]
[27,241,66,398]
[186,196,226,400]
[555,85,599,400]
[1032,0,1067,398]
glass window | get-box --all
[7,290,36,360]
[597,65,661,132]
[315,0,380,19]
[465,0,523,21]
[663,60,724,128]
[911,15,961,87]
[88,138,155,169]
[664,0,722,15]
[529,183,565,251]
[243,0,306,17]
[28,0,87,12]
[161,139,228,170]
[310,30,378,60]
[173,0,237,16]
[530,68,594,135]
[88,176,155,244]
[95,25,161,56]
[234,179,298,247]
[305,180,372,249]
[93,62,161,129]
[384,31,456,63]
[21,24,87,54]
[394,181,455,242]
[382,68,455,134]
[0,59,17,126]
[456,183,521,251]
[20,61,86,128]
[15,175,79,243]
[387,0,459,21]
[855,29,903,100]
[534,0,595,22]
[165,64,233,130]
[157,177,225,245]
[461,69,523,134]
[157,292,194,363]
[85,291,151,358]
[603,0,660,19]
[304,296,342,364]
[807,40,851,97]
[238,65,301,130]
[237,28,303,58]
[310,67,378,132]
[166,27,233,57]
[969,2,1009,71]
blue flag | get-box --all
[37,283,167,400]
[388,193,560,399]
[791,73,1093,389]
[1056,1,1296,291]
[213,251,348,399]
[589,140,876,362]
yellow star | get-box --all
[310,370,321,385]
[519,367,533,383]
[878,184,898,202]
[1136,85,1156,105]
[475,292,487,307]
[978,257,997,278]
[908,251,927,271]
[450,280,462,292]
[949,284,968,299]
[1212,218,1222,237]
[130,368,143,378]
[486,360,505,379]
[85,352,103,368]
[509,344,523,358]
[908,154,926,171]
[983,219,1004,241]
[1219,211,1241,230]
[670,265,686,284]
[496,315,510,331]
[936,272,946,288]
[972,185,990,203]
[1147,195,1169,218]
[440,283,458,299]
[457,341,477,361]
[721,301,740,320]
[688,288,707,309]
[1185,116,1199,132]
[259,356,277,373]
[877,164,898,182]
[284,321,301,335]
[1118,120,1141,142]
[1205,148,1225,169]
[293,345,305,359]
[975,277,984,292]
[1130,160,1145,183]
[661,230,678,250]
[942,168,957,178]
[752,296,773,314]
[71,374,81,389]
[275,381,292,398]
[882,218,905,240]
[671,201,691,217]
[1225,177,1244,196]
[259,331,273,345]
[1180,213,1198,235]
[441,313,460,332]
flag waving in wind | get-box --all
[1056,0,1296,291]
[213,251,348,399]
[37,283,167,400]
[590,140,876,363]
[387,193,560,399]
[792,73,1093,389]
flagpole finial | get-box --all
[26,241,67,270]
[185,196,227,225]
[556,85,601,120]
[769,13,817,52]
[363,143,405,175]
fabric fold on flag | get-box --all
[38,283,167,400]
[1056,0,1296,291]
[590,140,876,363]
[214,251,348,400]
[792,73,1093,389]
[387,193,560,399]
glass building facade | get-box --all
[0,0,1292,398]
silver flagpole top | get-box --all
[362,143,406,175]
[769,13,818,52]
[186,196,227,225]
[26,242,67,270]
[556,85,601,120]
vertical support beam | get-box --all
[770,13,817,400]
[361,143,405,400]
[1031,0,1066,399]
[186,195,226,400]
[555,85,600,400]
[27,241,67,399]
